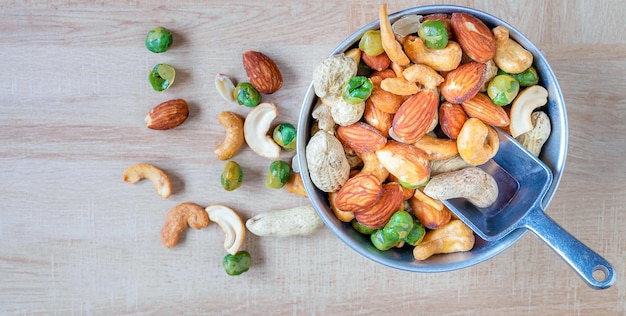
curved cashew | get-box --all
[205,204,245,255]
[357,151,389,183]
[493,26,533,74]
[402,63,444,90]
[423,167,498,208]
[123,163,172,198]
[214,111,245,161]
[516,111,552,157]
[243,102,281,159]
[413,134,459,161]
[509,85,548,137]
[245,205,325,237]
[161,202,210,248]
[402,36,463,72]
[379,4,410,66]
[457,118,499,166]
[413,219,475,260]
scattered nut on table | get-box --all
[214,111,245,161]
[161,202,210,248]
[205,204,245,255]
[246,205,324,237]
[243,102,281,159]
[123,163,172,199]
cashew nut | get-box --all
[516,111,551,157]
[402,63,444,90]
[413,134,459,161]
[161,202,210,248]
[245,205,325,237]
[243,102,281,159]
[402,36,463,72]
[423,167,498,208]
[413,219,475,260]
[457,118,499,166]
[380,77,420,96]
[214,111,245,161]
[123,163,172,199]
[357,151,389,183]
[493,26,533,74]
[379,4,410,66]
[205,204,245,255]
[509,85,549,138]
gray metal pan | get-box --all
[440,128,616,289]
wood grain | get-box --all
[1,0,625,314]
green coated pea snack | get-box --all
[272,123,297,151]
[222,251,251,276]
[148,63,176,91]
[487,74,520,105]
[234,82,261,107]
[417,20,448,49]
[265,160,291,189]
[342,76,373,104]
[220,161,243,191]
[145,26,173,53]
[358,30,384,57]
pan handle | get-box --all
[522,207,616,289]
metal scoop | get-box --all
[440,128,615,289]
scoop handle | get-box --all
[522,207,616,289]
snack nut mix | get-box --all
[306,4,550,260]
[128,30,322,275]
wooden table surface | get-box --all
[2,0,625,314]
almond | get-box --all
[461,92,511,127]
[409,196,452,230]
[242,50,283,94]
[145,99,189,130]
[362,52,391,71]
[440,61,486,104]
[363,99,393,137]
[439,102,467,139]
[450,12,496,63]
[355,182,404,229]
[375,141,431,188]
[391,89,439,143]
[336,122,387,153]
[334,173,383,212]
